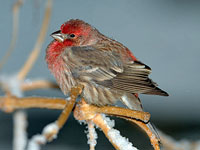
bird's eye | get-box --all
[69,34,75,38]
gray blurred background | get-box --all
[0,0,200,149]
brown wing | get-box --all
[108,61,168,96]
[64,46,168,96]
[62,46,123,81]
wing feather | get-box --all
[62,46,168,96]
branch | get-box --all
[55,85,83,130]
[13,110,27,150]
[159,130,200,150]
[0,96,67,112]
[0,0,24,70]
[0,88,157,150]
[17,0,52,80]
[86,121,98,150]
[120,117,160,150]
[27,85,83,150]
[74,99,150,123]
[92,114,138,150]
[27,122,58,150]
[74,100,139,150]
[21,79,59,91]
[0,75,28,150]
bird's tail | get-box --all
[121,94,160,141]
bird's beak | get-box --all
[50,30,65,42]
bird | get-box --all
[45,19,168,138]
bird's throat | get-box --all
[46,41,67,75]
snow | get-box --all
[27,122,59,150]
[86,122,98,147]
[27,135,46,150]
[0,75,27,150]
[0,75,23,97]
[77,120,87,125]
[101,114,115,128]
[108,129,138,150]
[102,114,138,150]
[42,122,59,140]
[13,111,28,150]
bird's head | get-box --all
[51,19,98,46]
[46,19,99,72]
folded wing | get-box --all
[63,46,168,96]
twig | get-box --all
[56,85,83,130]
[17,0,52,80]
[0,89,157,150]
[74,99,150,123]
[0,75,28,150]
[27,122,58,150]
[0,96,67,112]
[93,114,138,150]
[13,111,27,150]
[21,79,59,91]
[27,85,83,150]
[74,100,138,150]
[0,0,24,70]
[121,117,160,150]
[87,121,97,150]
[158,130,200,150]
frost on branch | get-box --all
[0,75,28,150]
[85,121,98,150]
[159,130,200,150]
[27,122,59,150]
[108,129,137,150]
[101,114,138,150]
[0,75,22,97]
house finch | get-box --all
[46,19,168,137]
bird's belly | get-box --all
[56,66,77,96]
[57,61,122,106]
[81,82,122,106]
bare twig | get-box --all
[17,0,52,80]
[121,117,160,150]
[0,96,67,112]
[0,0,24,70]
[27,85,83,150]
[56,85,83,130]
[73,99,150,123]
[13,111,27,150]
[159,130,200,150]
[21,79,59,91]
